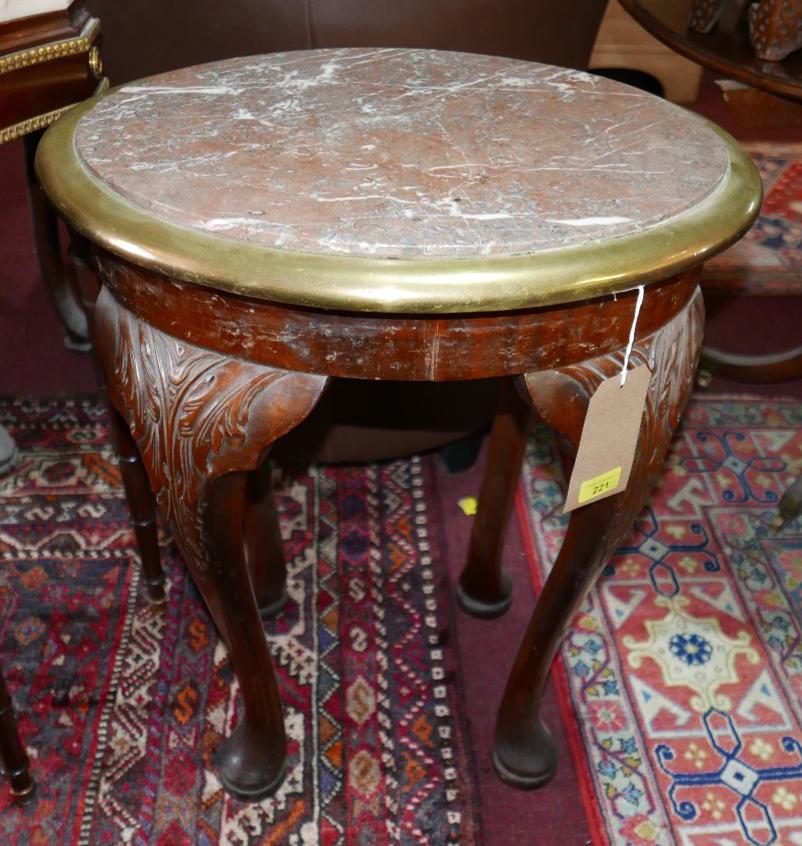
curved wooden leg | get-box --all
[493,289,704,788]
[457,379,530,618]
[23,132,89,352]
[698,344,802,385]
[93,287,328,800]
[202,473,289,798]
[0,669,34,805]
[245,462,288,619]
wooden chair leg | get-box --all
[107,407,166,605]
[0,669,34,805]
[457,379,530,618]
[492,289,704,788]
[23,132,89,352]
[245,462,288,619]
[93,287,327,798]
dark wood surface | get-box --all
[0,5,88,53]
[619,0,802,101]
[90,251,704,798]
[0,1,101,137]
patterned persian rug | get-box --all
[703,143,802,295]
[0,397,480,845]
[519,396,802,846]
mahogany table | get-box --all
[36,49,761,801]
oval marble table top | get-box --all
[76,48,728,259]
[38,48,760,311]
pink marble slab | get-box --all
[75,48,730,260]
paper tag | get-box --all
[563,364,651,513]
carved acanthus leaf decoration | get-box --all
[94,288,327,571]
[525,289,704,549]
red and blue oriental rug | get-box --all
[518,395,802,846]
[0,397,480,845]
[2,394,802,845]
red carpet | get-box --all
[0,397,481,845]
[519,395,802,846]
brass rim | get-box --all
[36,95,762,314]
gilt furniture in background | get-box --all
[0,0,105,350]
[37,49,760,800]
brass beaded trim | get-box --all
[0,104,73,144]
[0,17,99,76]
[0,77,108,145]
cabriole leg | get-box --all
[493,290,704,788]
[93,286,328,799]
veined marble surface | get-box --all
[76,49,730,259]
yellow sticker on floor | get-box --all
[578,467,622,505]
[457,496,478,516]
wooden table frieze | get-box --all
[36,48,762,801]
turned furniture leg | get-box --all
[23,132,89,352]
[0,668,34,805]
[68,236,167,604]
[108,407,166,605]
[93,287,327,799]
[458,379,531,618]
[245,462,289,619]
[492,289,705,788]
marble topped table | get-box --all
[37,48,761,800]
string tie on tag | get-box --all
[620,284,645,388]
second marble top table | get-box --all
[36,48,761,800]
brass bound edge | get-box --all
[0,17,99,76]
[36,98,764,314]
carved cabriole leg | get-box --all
[458,379,531,618]
[92,286,328,800]
[493,289,704,789]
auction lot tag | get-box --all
[563,364,651,513]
